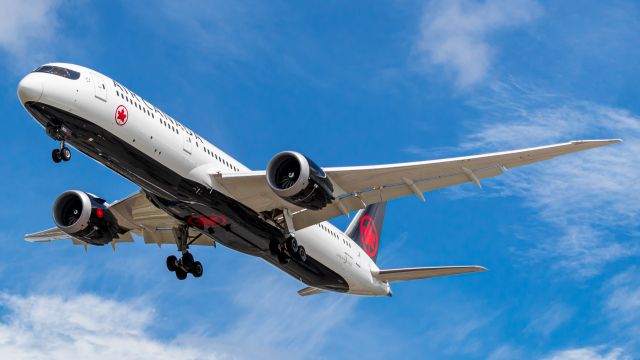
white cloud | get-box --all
[415,0,540,88]
[540,346,630,360]
[0,0,63,68]
[453,81,640,277]
[0,293,220,360]
[0,265,355,359]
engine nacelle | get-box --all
[52,190,119,245]
[266,151,334,210]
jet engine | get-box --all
[52,190,120,245]
[266,151,334,210]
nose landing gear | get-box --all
[52,144,71,163]
[47,125,71,163]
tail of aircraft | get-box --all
[345,202,386,262]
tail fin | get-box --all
[346,202,386,262]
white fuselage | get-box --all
[18,63,390,296]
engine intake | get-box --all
[52,190,119,245]
[266,151,334,210]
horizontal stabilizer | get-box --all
[373,266,487,283]
[297,287,326,296]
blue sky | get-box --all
[0,0,638,359]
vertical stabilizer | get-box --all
[346,202,386,263]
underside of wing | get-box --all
[25,191,214,247]
[216,139,621,230]
[374,266,487,283]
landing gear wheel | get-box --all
[60,147,71,161]
[175,268,188,280]
[285,236,299,254]
[277,252,290,265]
[297,246,307,262]
[181,252,195,269]
[166,255,178,272]
[52,149,61,163]
[192,261,203,278]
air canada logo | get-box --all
[115,105,128,126]
[186,213,228,229]
[359,214,379,257]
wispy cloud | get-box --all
[488,345,524,360]
[525,303,575,338]
[0,0,63,71]
[540,346,630,360]
[208,268,357,359]
[602,267,640,351]
[418,298,499,356]
[136,0,275,65]
[414,0,541,88]
[447,81,639,278]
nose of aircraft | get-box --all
[17,73,43,104]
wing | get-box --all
[217,139,621,230]
[25,191,215,247]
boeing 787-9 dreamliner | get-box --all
[18,63,621,296]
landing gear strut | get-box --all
[166,225,204,280]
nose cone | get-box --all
[17,74,43,104]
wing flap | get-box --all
[374,266,487,283]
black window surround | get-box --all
[33,65,80,80]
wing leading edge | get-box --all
[216,139,622,229]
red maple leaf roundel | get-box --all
[186,213,228,229]
[359,215,379,257]
[115,105,128,126]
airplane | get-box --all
[17,63,621,297]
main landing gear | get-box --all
[270,235,307,265]
[48,126,71,163]
[166,225,204,280]
[166,252,203,280]
[269,208,307,265]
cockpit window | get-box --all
[33,65,80,80]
